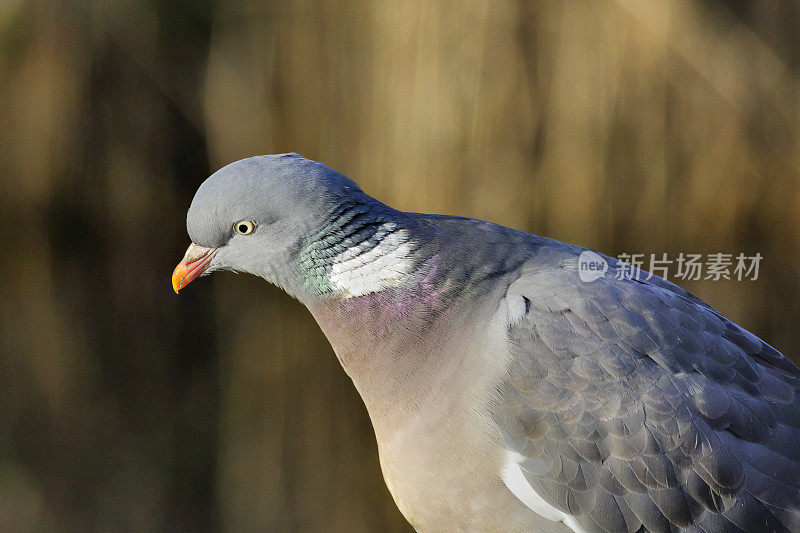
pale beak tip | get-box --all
[172,242,218,294]
[172,262,188,294]
[171,272,182,294]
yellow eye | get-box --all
[234,220,256,235]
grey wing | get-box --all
[495,256,800,533]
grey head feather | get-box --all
[187,153,366,248]
[184,153,413,301]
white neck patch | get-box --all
[328,224,415,298]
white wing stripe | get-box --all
[501,451,585,533]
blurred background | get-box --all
[1,0,799,531]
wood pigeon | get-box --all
[173,154,800,532]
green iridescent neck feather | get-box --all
[297,201,416,297]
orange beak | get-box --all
[172,243,220,294]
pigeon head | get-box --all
[172,153,372,298]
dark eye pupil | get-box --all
[238,224,248,233]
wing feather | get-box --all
[495,254,800,532]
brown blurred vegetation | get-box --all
[1,1,799,531]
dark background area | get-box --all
[1,1,799,531]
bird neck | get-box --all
[296,200,420,300]
[295,200,445,385]
[299,212,523,419]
